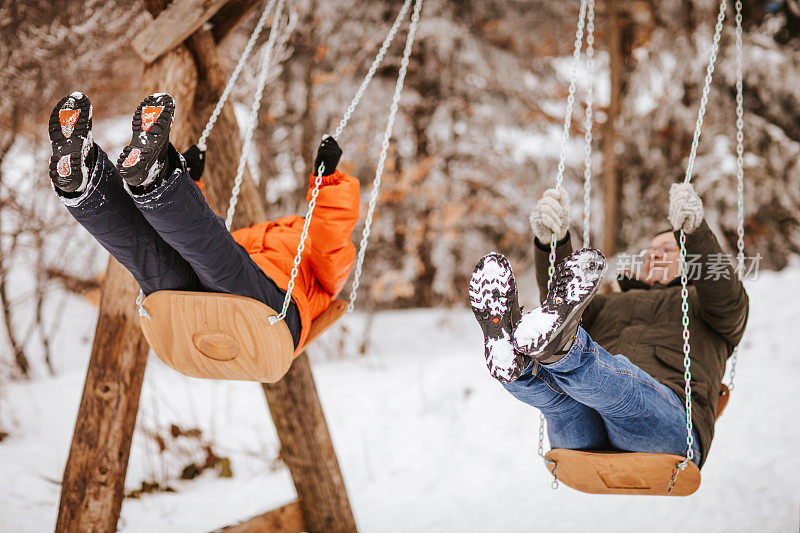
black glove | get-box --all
[182,144,206,182]
[313,135,341,177]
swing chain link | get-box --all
[667,460,687,495]
[348,0,423,312]
[197,0,279,151]
[684,0,727,185]
[735,0,745,274]
[334,0,414,141]
[728,0,745,391]
[271,165,324,324]
[582,0,595,249]
[273,0,417,322]
[679,230,694,468]
[538,0,590,476]
[555,0,588,191]
[225,0,286,231]
[672,0,727,479]
[136,289,150,319]
[537,411,546,458]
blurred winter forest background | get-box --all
[0,0,797,382]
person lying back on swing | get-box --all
[468,185,748,467]
[48,92,359,352]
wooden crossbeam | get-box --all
[132,0,232,63]
[214,501,305,533]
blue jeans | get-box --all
[57,145,302,347]
[503,327,702,466]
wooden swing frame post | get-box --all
[56,1,356,531]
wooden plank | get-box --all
[545,449,701,496]
[133,0,232,63]
[213,501,305,533]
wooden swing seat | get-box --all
[544,384,730,496]
[545,449,701,496]
[139,291,346,382]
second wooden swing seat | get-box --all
[543,385,729,496]
[140,291,347,382]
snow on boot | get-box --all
[117,93,175,188]
[513,248,606,363]
[469,252,530,383]
[48,92,94,193]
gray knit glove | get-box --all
[668,182,704,234]
[530,187,570,243]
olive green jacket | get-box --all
[534,220,749,466]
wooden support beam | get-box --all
[262,355,358,532]
[214,501,305,533]
[55,260,150,532]
[132,0,232,63]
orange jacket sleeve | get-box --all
[306,169,360,296]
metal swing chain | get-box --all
[582,0,595,250]
[347,0,423,312]
[728,0,745,391]
[669,0,727,493]
[269,0,416,324]
[333,0,414,140]
[541,0,590,490]
[547,0,588,287]
[225,0,286,231]
[197,0,279,152]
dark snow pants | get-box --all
[58,145,302,347]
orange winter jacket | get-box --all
[231,170,360,353]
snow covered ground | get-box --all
[1,266,798,532]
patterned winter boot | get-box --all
[48,92,95,194]
[513,248,606,363]
[117,93,175,189]
[469,252,531,383]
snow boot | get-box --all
[469,252,530,383]
[117,93,175,189]
[48,92,95,194]
[513,248,606,363]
